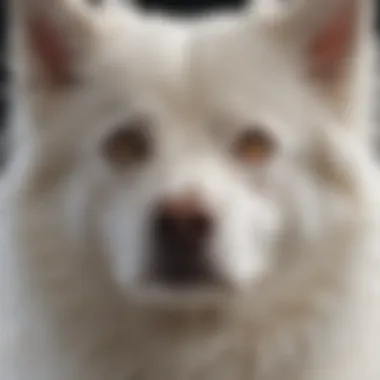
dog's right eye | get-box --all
[102,126,152,168]
[232,128,275,165]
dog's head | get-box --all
[11,0,372,307]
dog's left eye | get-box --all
[102,125,152,168]
[232,128,275,164]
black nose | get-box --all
[151,194,214,285]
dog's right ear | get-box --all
[256,0,374,142]
[12,0,107,89]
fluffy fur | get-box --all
[1,0,380,379]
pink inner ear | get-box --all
[308,5,355,79]
[27,15,73,86]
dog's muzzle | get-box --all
[149,192,218,287]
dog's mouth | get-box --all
[130,280,231,309]
[153,260,218,286]
[129,256,229,307]
[147,247,224,290]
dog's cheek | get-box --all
[97,195,149,290]
[211,190,281,289]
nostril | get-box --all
[152,197,214,247]
[187,213,213,241]
[154,211,213,242]
[150,196,215,285]
[154,213,177,240]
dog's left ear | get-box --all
[11,0,113,89]
[261,0,374,132]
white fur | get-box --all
[1,0,380,379]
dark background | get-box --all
[0,0,378,129]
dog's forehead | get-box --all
[186,22,336,145]
[81,13,324,143]
[189,25,309,118]
[87,21,192,112]
[91,19,264,111]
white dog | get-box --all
[1,0,380,379]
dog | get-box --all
[1,0,380,379]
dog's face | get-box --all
[13,0,367,305]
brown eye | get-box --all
[102,125,151,167]
[233,128,275,164]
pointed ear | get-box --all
[303,0,366,81]
[262,0,374,125]
[12,0,106,89]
